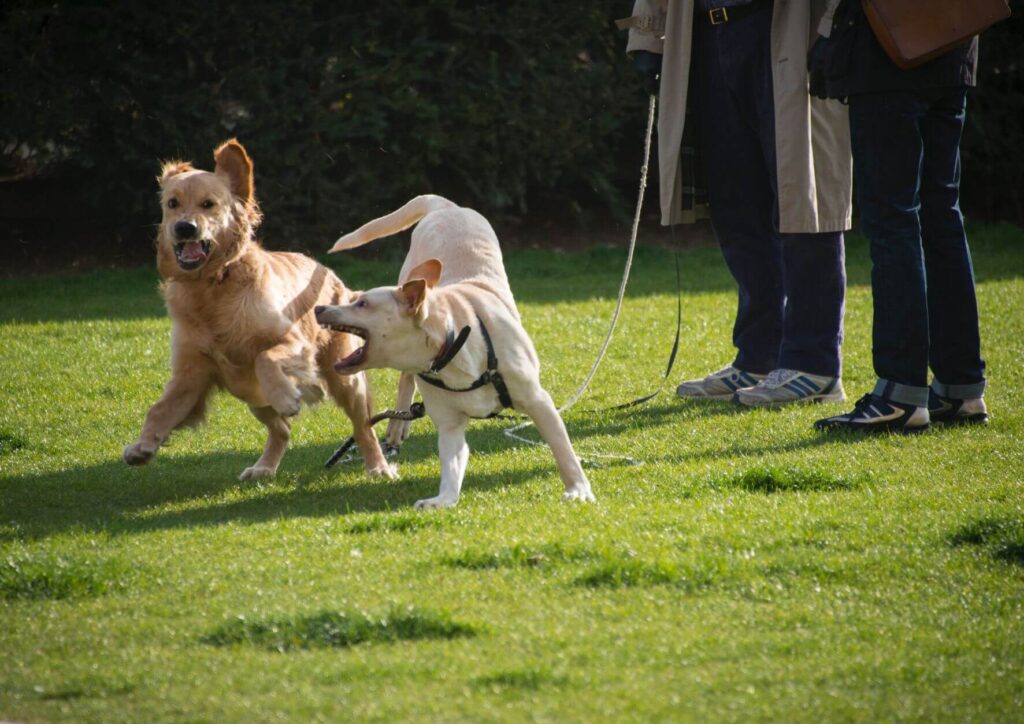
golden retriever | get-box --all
[123,139,394,481]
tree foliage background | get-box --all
[0,1,1021,260]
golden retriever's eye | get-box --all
[167,198,179,209]
[201,199,215,209]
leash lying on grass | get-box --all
[326,95,672,469]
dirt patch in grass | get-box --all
[201,606,478,652]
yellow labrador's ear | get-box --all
[400,278,428,316]
[213,138,254,204]
[158,160,194,187]
[405,258,443,288]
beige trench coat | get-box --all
[625,0,853,232]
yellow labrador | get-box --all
[314,195,594,508]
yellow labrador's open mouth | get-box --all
[324,323,369,371]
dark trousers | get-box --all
[848,88,986,406]
[692,5,846,377]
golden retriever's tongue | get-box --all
[180,241,207,262]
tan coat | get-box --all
[626,0,853,232]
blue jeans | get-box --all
[849,88,986,406]
[692,4,846,377]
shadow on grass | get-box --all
[201,606,478,652]
[0,436,553,542]
[948,516,1024,568]
[548,399,868,465]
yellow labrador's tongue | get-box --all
[180,241,207,262]
[334,345,366,372]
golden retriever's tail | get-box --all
[329,195,458,253]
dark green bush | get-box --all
[0,1,645,250]
[1,0,1019,260]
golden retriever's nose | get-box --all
[174,219,199,240]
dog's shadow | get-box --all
[0,434,556,542]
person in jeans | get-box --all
[812,0,988,433]
[620,0,853,407]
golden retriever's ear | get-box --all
[213,139,254,204]
[158,161,194,187]
[406,259,443,288]
[400,278,428,316]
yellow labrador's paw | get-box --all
[239,465,277,481]
[562,484,596,503]
[123,442,156,466]
[367,461,399,480]
[414,495,458,510]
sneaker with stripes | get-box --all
[734,368,845,407]
[814,393,929,433]
[675,365,765,400]
[928,389,988,425]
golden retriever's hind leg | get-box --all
[240,405,291,481]
[326,371,397,480]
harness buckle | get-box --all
[708,7,729,24]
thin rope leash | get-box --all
[503,94,658,464]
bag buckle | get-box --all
[708,7,729,24]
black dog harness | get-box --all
[417,318,514,414]
[324,318,513,468]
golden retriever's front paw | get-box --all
[123,442,156,466]
[268,386,302,417]
[367,461,399,480]
[298,381,326,406]
[239,465,277,481]
[384,418,411,450]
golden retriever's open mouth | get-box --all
[175,239,212,270]
[325,323,369,371]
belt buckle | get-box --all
[708,7,729,24]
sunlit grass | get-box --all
[1,226,1022,721]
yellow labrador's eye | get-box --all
[201,199,215,209]
[355,298,368,309]
[167,198,179,209]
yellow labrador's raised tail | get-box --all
[330,195,457,252]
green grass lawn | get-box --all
[2,226,1022,722]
